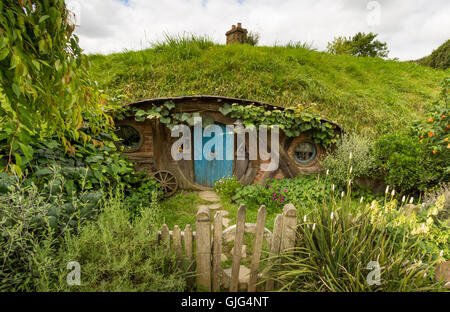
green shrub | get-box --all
[232,175,334,213]
[0,180,59,291]
[265,193,449,291]
[321,133,376,188]
[373,132,438,193]
[416,40,450,70]
[214,175,242,202]
[32,190,187,292]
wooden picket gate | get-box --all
[158,203,298,292]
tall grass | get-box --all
[152,33,215,60]
[263,171,449,291]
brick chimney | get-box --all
[225,23,247,44]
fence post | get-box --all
[196,205,211,291]
[184,224,194,290]
[248,205,267,292]
[230,204,246,292]
[212,211,223,291]
[184,224,193,262]
[161,224,170,248]
[280,204,298,252]
[172,225,182,266]
[265,213,283,291]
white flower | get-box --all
[349,152,352,160]
[391,189,395,197]
[409,197,414,204]
[331,212,334,220]
[332,184,335,192]
[385,185,389,194]
[402,195,406,203]
[312,223,316,231]
[341,191,345,198]
[348,179,352,186]
[326,169,329,175]
[439,250,444,257]
[349,166,353,174]
[360,196,364,203]
[303,215,307,223]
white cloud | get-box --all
[67,0,450,60]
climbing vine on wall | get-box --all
[118,101,339,146]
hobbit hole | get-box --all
[114,96,342,196]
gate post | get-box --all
[196,206,211,291]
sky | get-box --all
[66,0,450,61]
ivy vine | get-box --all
[116,100,338,146]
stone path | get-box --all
[197,190,252,289]
[197,190,231,229]
[198,190,220,202]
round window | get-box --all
[115,125,142,151]
[294,142,316,163]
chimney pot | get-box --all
[232,25,236,30]
[237,22,242,29]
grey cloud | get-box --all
[70,0,450,60]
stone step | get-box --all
[222,265,250,291]
[198,190,220,202]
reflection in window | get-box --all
[294,142,316,163]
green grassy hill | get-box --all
[415,39,450,70]
[89,38,448,138]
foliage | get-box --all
[416,39,450,70]
[327,32,389,58]
[124,179,161,221]
[0,181,52,291]
[30,190,186,291]
[228,103,338,146]
[126,100,338,146]
[244,31,260,46]
[152,33,214,60]
[321,133,376,188]
[232,175,334,213]
[284,41,317,51]
[326,36,353,55]
[0,0,109,171]
[372,132,437,193]
[265,192,449,292]
[411,78,449,158]
[214,175,242,202]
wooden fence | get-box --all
[157,203,298,292]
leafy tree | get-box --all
[0,0,108,174]
[350,32,389,57]
[327,32,389,58]
[326,36,353,55]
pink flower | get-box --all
[275,198,277,200]
[284,189,287,192]
[269,185,272,188]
